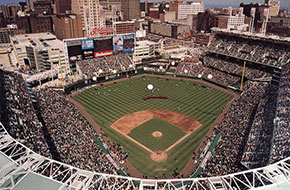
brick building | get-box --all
[15,14,53,34]
[53,14,83,40]
[55,0,72,14]
[121,0,140,20]
[1,4,21,19]
[33,0,53,15]
[113,21,135,34]
[29,14,53,33]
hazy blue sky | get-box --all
[1,0,290,8]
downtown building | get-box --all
[71,0,105,37]
[177,1,204,19]
[121,0,140,20]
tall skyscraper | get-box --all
[72,0,104,36]
[265,0,280,17]
[121,0,140,20]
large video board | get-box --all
[67,40,83,62]
[94,38,114,58]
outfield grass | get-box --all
[128,118,186,151]
[73,76,232,177]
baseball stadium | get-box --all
[0,29,290,190]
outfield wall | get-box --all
[64,70,233,94]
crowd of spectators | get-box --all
[175,62,240,86]
[77,54,133,79]
[35,88,128,174]
[200,81,270,177]
[0,70,52,158]
[270,62,290,163]
[203,56,270,79]
[208,34,290,67]
[241,84,278,169]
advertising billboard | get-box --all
[94,38,114,58]
[67,45,82,62]
[89,27,115,37]
[123,34,134,53]
[83,49,94,59]
[94,51,114,58]
[113,36,123,54]
[81,39,94,50]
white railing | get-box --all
[0,122,289,190]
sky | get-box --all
[1,0,290,8]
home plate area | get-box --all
[111,110,202,162]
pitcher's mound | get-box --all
[152,131,162,138]
[151,151,167,162]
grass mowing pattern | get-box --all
[128,118,186,151]
[73,76,232,177]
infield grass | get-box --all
[73,75,233,177]
[128,118,186,151]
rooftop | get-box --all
[12,33,65,54]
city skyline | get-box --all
[1,0,290,8]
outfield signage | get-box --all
[81,39,94,50]
[69,55,82,62]
[90,27,115,37]
[123,34,134,53]
[83,49,94,59]
[113,35,124,54]
[94,50,114,58]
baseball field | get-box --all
[72,75,233,177]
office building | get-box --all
[55,0,71,14]
[121,0,140,20]
[1,4,21,19]
[113,21,135,34]
[33,0,53,15]
[11,33,70,76]
[72,0,104,37]
[177,1,204,19]
[53,14,83,40]
[265,0,280,17]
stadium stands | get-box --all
[1,30,290,189]
[200,81,272,176]
[175,62,240,86]
[208,34,290,67]
[77,54,133,79]
[270,63,290,163]
[203,56,271,79]
[0,70,52,158]
[241,85,278,169]
[35,88,128,173]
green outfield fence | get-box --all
[65,70,231,94]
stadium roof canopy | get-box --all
[0,122,289,190]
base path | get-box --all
[111,110,201,135]
[111,110,202,162]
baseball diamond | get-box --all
[72,75,233,177]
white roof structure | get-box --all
[0,122,289,189]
